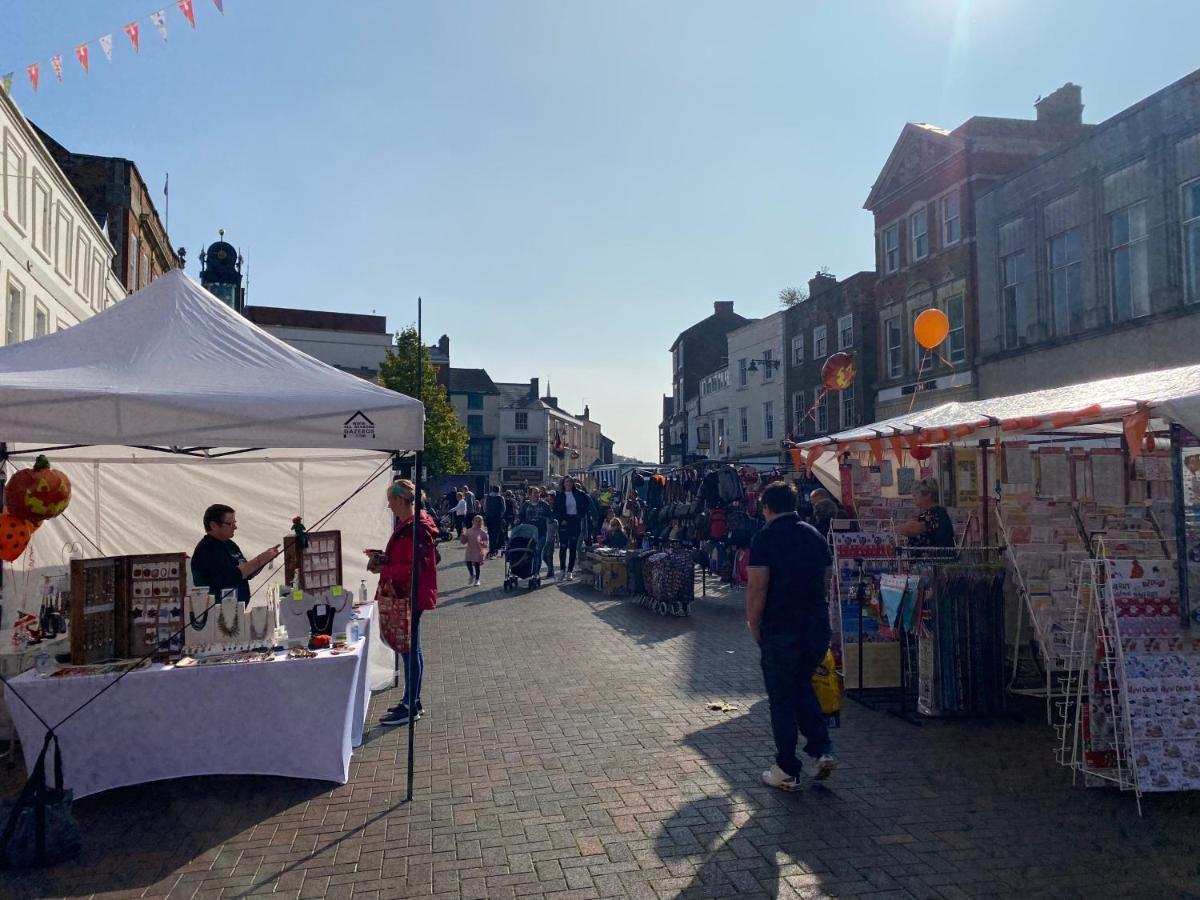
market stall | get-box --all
[0,270,423,796]
[792,362,1200,807]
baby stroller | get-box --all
[503,523,542,591]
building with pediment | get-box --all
[865,84,1090,419]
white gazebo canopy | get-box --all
[0,269,423,451]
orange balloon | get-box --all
[0,512,35,562]
[914,308,950,350]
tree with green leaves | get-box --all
[377,326,469,478]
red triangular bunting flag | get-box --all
[75,44,90,73]
[178,0,197,28]
[124,21,141,52]
[1124,409,1150,463]
[867,439,884,466]
[26,63,39,92]
[50,55,63,82]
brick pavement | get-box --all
[3,542,1200,899]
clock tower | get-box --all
[199,230,244,312]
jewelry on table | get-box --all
[307,603,334,636]
[188,596,209,630]
[248,608,270,642]
[217,604,241,638]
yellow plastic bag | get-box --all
[812,649,843,725]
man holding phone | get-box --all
[191,504,280,604]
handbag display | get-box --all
[0,733,82,869]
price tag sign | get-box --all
[331,586,343,597]
[291,590,304,602]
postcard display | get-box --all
[831,531,901,689]
[283,530,343,592]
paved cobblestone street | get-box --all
[4,543,1200,899]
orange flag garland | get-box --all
[74,44,89,73]
[178,0,197,28]
[1124,409,1151,463]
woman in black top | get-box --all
[897,481,955,548]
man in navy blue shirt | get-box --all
[747,481,836,790]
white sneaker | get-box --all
[762,764,801,791]
[813,754,837,781]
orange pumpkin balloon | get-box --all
[821,352,857,391]
[0,512,37,562]
[4,455,71,523]
[914,308,950,350]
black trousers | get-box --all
[485,516,504,554]
[558,516,581,572]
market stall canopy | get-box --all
[795,363,1200,452]
[0,270,423,450]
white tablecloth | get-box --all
[4,603,375,799]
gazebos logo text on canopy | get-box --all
[343,412,376,440]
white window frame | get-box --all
[792,391,805,435]
[1001,251,1027,349]
[763,401,774,441]
[507,443,537,467]
[91,252,104,311]
[941,192,961,247]
[515,411,528,432]
[840,383,857,429]
[1109,200,1150,321]
[911,306,932,372]
[1184,178,1200,305]
[5,276,25,346]
[945,295,966,364]
[31,173,51,260]
[910,207,929,261]
[54,203,73,279]
[128,234,139,290]
[885,316,902,379]
[33,299,48,338]
[3,132,28,233]
[1048,228,1083,336]
[739,407,749,444]
[882,223,899,274]
[761,348,774,382]
[837,313,853,350]
[812,325,827,359]
[74,232,90,298]
[738,358,747,388]
[790,334,804,366]
[813,386,827,434]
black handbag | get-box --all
[0,733,82,869]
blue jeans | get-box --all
[402,607,424,708]
[760,624,832,776]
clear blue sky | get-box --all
[3,1,1199,460]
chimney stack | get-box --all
[583,405,590,420]
[529,377,539,399]
[438,334,450,356]
[713,300,735,316]
[1035,83,1083,127]
[808,271,837,298]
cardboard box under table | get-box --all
[4,603,375,799]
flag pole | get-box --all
[164,172,169,235]
[406,296,423,803]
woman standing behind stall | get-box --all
[367,480,439,727]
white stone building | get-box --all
[2,89,124,345]
[724,311,787,463]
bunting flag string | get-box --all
[179,0,197,29]
[0,0,225,96]
[150,10,169,43]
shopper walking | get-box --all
[483,486,506,558]
[368,479,439,727]
[747,480,837,790]
[462,484,476,516]
[553,476,590,582]
[520,487,554,576]
[460,514,489,585]
[453,492,467,538]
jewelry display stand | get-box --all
[69,558,122,664]
[126,553,186,660]
[283,530,343,591]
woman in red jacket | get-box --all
[367,479,439,727]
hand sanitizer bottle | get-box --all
[358,578,368,606]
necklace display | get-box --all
[307,603,335,636]
[248,608,270,642]
[187,596,210,629]
[217,605,241,638]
